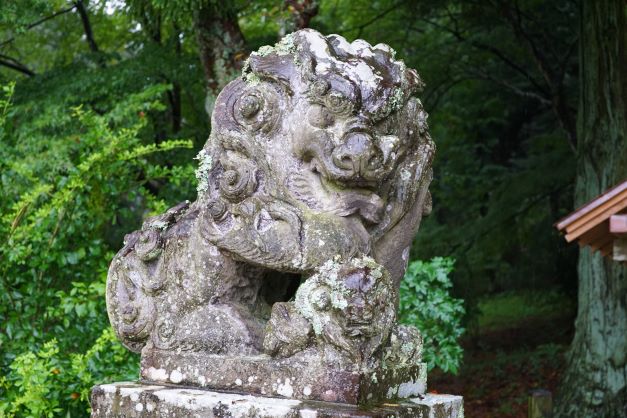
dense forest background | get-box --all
[1,1,623,417]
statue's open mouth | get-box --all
[310,158,380,190]
[315,168,385,225]
[287,156,385,225]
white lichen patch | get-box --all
[194,148,213,194]
[144,367,168,381]
[243,70,261,85]
[379,135,400,163]
[402,246,410,262]
[245,33,299,83]
[148,219,169,230]
[100,384,118,394]
[400,168,412,181]
[150,387,302,415]
[276,378,294,397]
[397,380,425,398]
[169,369,184,384]
[386,385,399,399]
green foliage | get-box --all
[0,329,137,418]
[0,68,194,414]
[1,339,62,418]
[477,289,575,332]
[399,257,465,374]
[0,83,13,136]
[0,1,62,29]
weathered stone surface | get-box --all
[141,349,427,404]
[91,382,464,418]
[98,27,460,414]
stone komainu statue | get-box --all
[106,29,435,405]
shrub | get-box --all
[0,78,194,416]
[399,257,465,373]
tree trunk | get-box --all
[554,1,627,416]
[279,0,318,37]
[75,0,104,68]
[193,2,247,116]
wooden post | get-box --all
[610,215,627,262]
[613,238,627,262]
[528,389,552,418]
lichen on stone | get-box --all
[249,33,298,60]
[243,33,302,85]
[148,219,169,230]
[294,256,389,337]
[273,33,297,56]
[244,71,262,85]
[194,149,213,194]
[390,88,405,112]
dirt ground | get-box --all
[429,315,575,417]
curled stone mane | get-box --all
[243,30,425,120]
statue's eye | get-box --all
[307,104,335,128]
[237,94,262,119]
[231,89,280,134]
[323,91,354,116]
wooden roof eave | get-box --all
[555,180,627,232]
[555,180,627,243]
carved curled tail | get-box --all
[106,259,156,353]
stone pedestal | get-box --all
[91,382,463,418]
[141,349,428,405]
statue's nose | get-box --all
[331,132,382,180]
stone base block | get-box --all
[91,382,463,418]
[141,349,427,405]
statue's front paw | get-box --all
[263,302,312,358]
[384,324,423,366]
